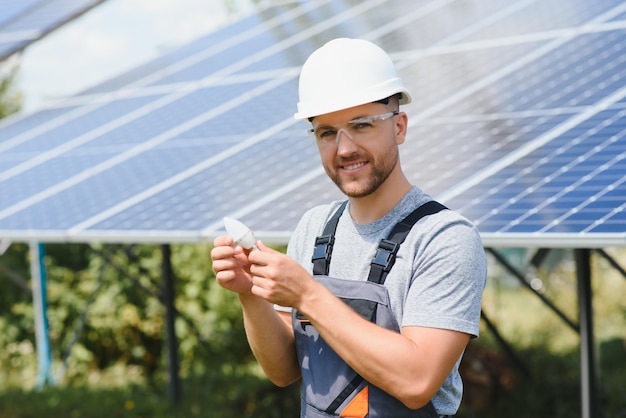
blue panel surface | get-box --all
[462,0,626,42]
[0,0,105,59]
[0,106,78,146]
[0,0,625,246]
[86,127,316,232]
[447,108,626,235]
[0,1,39,27]
[1,96,159,162]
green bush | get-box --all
[0,245,624,417]
[0,242,300,416]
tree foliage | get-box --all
[0,242,300,416]
[0,60,22,118]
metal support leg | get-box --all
[162,244,181,403]
[595,249,626,280]
[575,249,602,418]
[487,248,579,332]
[29,242,54,389]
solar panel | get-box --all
[444,107,626,241]
[0,0,625,248]
[0,0,106,61]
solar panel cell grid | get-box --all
[461,0,626,42]
[85,128,317,232]
[0,42,22,57]
[435,35,626,119]
[80,15,266,94]
[402,113,573,196]
[5,1,68,31]
[178,80,297,140]
[448,108,626,234]
[609,10,626,20]
[0,1,39,27]
[150,36,282,86]
[0,106,78,156]
[0,153,108,208]
[400,42,544,118]
[233,174,343,235]
[79,2,325,95]
[1,139,249,231]
[378,0,572,54]
[141,2,335,87]
[1,0,625,246]
[0,0,103,49]
[1,96,160,161]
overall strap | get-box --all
[307,200,447,416]
[367,201,447,285]
[312,201,348,275]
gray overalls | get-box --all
[292,201,447,418]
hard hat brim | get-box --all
[294,85,412,120]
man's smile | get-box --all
[341,161,367,171]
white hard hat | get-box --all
[294,38,412,120]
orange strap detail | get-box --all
[339,385,369,417]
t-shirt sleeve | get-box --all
[402,215,487,338]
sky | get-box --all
[16,0,259,112]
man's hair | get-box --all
[308,93,403,122]
[375,93,402,107]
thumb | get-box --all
[255,240,278,254]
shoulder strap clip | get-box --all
[368,200,448,284]
[312,235,335,264]
[311,201,348,276]
[371,239,400,272]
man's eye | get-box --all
[318,130,336,139]
[351,122,373,130]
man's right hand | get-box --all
[211,235,254,294]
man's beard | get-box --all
[325,149,399,198]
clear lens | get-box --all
[307,111,398,145]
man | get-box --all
[211,38,486,417]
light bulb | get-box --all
[223,217,256,249]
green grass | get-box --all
[0,374,301,418]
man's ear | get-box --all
[395,111,408,145]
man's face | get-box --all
[310,102,407,198]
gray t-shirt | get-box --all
[285,186,487,415]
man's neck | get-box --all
[348,176,412,224]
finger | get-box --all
[215,270,246,291]
[216,234,237,246]
[250,275,275,297]
[248,247,269,266]
[215,269,237,282]
[212,259,239,275]
[248,242,280,266]
[248,261,265,277]
[211,245,238,262]
[251,273,270,287]
[250,283,270,301]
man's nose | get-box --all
[335,128,354,146]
